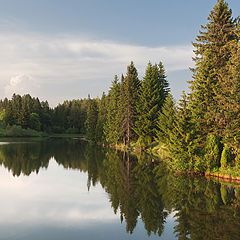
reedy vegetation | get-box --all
[0,0,239,174]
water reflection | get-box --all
[0,139,240,239]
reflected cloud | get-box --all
[0,158,117,225]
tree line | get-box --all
[0,94,89,134]
[85,0,240,173]
[0,0,239,173]
[156,0,240,173]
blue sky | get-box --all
[0,0,239,106]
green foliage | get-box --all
[96,92,107,142]
[158,92,201,172]
[121,61,140,147]
[136,136,152,150]
[189,0,238,141]
[220,144,233,168]
[0,94,52,133]
[204,134,223,170]
[156,94,176,146]
[135,62,169,143]
[65,127,79,134]
[29,113,41,131]
[4,125,44,137]
[85,98,98,141]
[0,109,6,121]
[104,76,121,144]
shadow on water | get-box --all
[0,138,240,239]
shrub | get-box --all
[136,136,152,150]
[4,125,43,137]
[204,134,223,170]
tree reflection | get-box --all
[0,139,240,239]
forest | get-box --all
[0,0,239,175]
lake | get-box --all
[0,138,239,240]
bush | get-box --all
[220,145,233,168]
[4,125,44,137]
[204,134,223,170]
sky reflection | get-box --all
[0,156,177,240]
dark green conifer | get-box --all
[188,0,238,140]
[104,75,121,145]
[156,94,176,147]
[216,34,240,159]
[96,92,107,142]
[135,62,169,145]
[121,62,140,147]
[168,92,200,171]
[85,98,98,141]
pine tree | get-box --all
[135,61,169,145]
[188,0,238,140]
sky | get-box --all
[0,0,239,106]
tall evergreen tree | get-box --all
[219,35,240,158]
[96,92,107,142]
[188,0,238,141]
[121,62,140,147]
[168,92,201,172]
[85,98,98,141]
[104,75,121,145]
[135,62,169,144]
[156,94,176,147]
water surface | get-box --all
[0,138,239,240]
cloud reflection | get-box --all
[0,158,118,225]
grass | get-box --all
[49,133,85,138]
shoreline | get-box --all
[104,141,240,184]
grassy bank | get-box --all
[0,124,85,139]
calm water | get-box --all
[0,138,239,240]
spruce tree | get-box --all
[96,92,107,142]
[85,98,98,141]
[167,92,201,171]
[216,34,240,158]
[104,75,121,145]
[188,0,238,140]
[156,94,176,147]
[135,62,169,145]
[121,61,140,147]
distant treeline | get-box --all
[0,94,89,134]
[0,60,169,140]
[0,0,240,174]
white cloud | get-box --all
[4,74,40,98]
[0,32,194,105]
